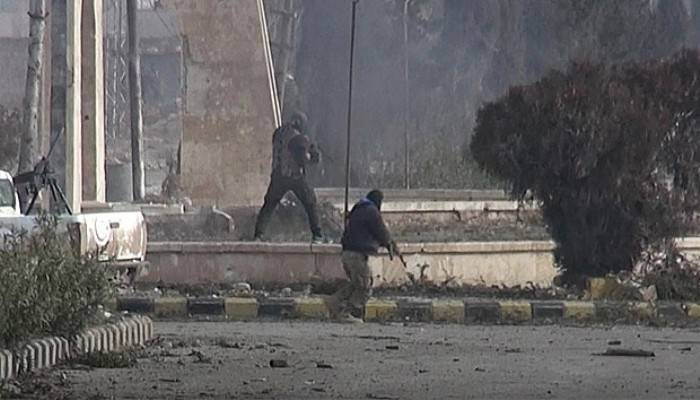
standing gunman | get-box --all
[327,189,400,323]
[254,112,324,243]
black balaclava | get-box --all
[366,189,384,211]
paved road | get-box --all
[55,322,700,399]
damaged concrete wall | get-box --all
[165,0,278,207]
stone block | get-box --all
[57,338,70,360]
[143,316,154,341]
[258,298,295,318]
[686,303,700,319]
[364,299,397,322]
[224,297,258,320]
[627,302,657,321]
[0,350,13,380]
[498,301,532,323]
[594,302,627,322]
[465,300,500,324]
[108,325,121,351]
[187,297,225,315]
[432,301,465,323]
[294,297,329,319]
[531,301,564,321]
[658,302,686,322]
[45,339,58,365]
[118,322,129,347]
[397,299,433,322]
[118,297,155,314]
[563,301,595,321]
[154,297,188,318]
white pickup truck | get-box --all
[0,170,148,284]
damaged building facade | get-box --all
[0,0,280,209]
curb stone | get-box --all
[0,316,153,381]
[116,296,700,326]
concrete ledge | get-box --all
[144,240,558,288]
[315,188,509,202]
[331,200,534,213]
[144,237,700,289]
[148,240,556,254]
[1,316,153,381]
[115,296,700,326]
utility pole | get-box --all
[127,0,145,201]
[269,0,298,114]
[344,0,359,223]
[403,0,411,189]
[18,0,48,175]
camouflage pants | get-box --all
[329,251,371,317]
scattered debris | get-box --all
[312,387,327,393]
[268,342,292,349]
[158,378,181,383]
[418,369,429,374]
[385,345,400,350]
[504,348,522,353]
[474,367,486,372]
[428,339,452,347]
[269,359,289,368]
[367,394,399,400]
[357,335,401,341]
[217,339,243,349]
[680,347,692,352]
[594,349,655,357]
[0,382,21,396]
[645,338,700,345]
[72,351,139,369]
[608,340,622,346]
[189,350,212,364]
[316,362,333,369]
[232,282,252,295]
[157,349,179,358]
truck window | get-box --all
[0,180,15,208]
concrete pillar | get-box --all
[80,0,105,203]
[65,0,82,213]
[168,0,279,207]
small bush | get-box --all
[470,49,700,282]
[0,214,111,350]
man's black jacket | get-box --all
[341,198,392,255]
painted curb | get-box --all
[115,296,700,326]
[0,316,153,380]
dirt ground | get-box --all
[9,321,700,399]
[148,201,550,243]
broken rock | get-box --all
[269,359,289,368]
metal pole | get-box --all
[344,0,359,223]
[127,0,145,201]
[403,0,410,189]
[19,0,48,176]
